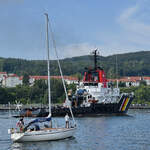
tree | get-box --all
[23,73,30,85]
[140,80,147,86]
[73,73,82,81]
[119,82,126,87]
[134,85,149,103]
[34,79,47,90]
[0,87,8,104]
[67,83,76,95]
[50,79,64,103]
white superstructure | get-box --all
[76,81,120,107]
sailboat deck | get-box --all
[42,127,66,131]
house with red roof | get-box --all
[120,76,141,87]
[29,75,78,85]
[108,76,150,87]
[143,77,150,85]
[60,76,78,84]
[0,72,78,87]
[29,76,48,86]
[2,73,22,87]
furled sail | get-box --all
[24,116,51,131]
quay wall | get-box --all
[0,103,62,110]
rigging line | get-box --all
[48,20,76,126]
[8,102,12,127]
[115,54,119,88]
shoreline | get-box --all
[0,104,150,110]
[129,105,150,109]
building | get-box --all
[2,74,22,87]
[143,77,150,86]
[108,76,150,87]
[29,76,48,86]
[121,77,141,87]
[2,71,150,88]
[0,72,7,85]
[29,75,78,85]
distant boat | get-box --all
[8,13,76,142]
[19,107,46,117]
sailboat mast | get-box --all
[45,13,51,116]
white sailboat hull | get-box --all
[11,127,76,142]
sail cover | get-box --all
[29,116,51,124]
[24,116,51,131]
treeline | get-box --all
[120,85,150,105]
[0,51,150,78]
[0,79,76,105]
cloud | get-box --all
[117,0,150,44]
[59,43,96,58]
[60,1,150,59]
[118,4,139,22]
[58,43,133,58]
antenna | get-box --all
[115,54,118,78]
[91,49,99,70]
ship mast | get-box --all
[92,49,99,70]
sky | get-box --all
[0,0,150,60]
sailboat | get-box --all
[8,13,76,142]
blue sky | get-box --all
[0,0,150,59]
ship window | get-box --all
[84,82,98,86]
[92,72,99,81]
[84,83,88,86]
[89,83,98,86]
[93,83,98,86]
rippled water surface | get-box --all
[0,109,150,150]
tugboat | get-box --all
[51,49,134,116]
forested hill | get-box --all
[0,51,150,78]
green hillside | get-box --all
[0,51,150,78]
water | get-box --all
[0,109,150,150]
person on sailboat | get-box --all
[20,117,24,125]
[17,117,24,132]
[65,113,69,128]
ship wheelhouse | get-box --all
[83,68,107,88]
